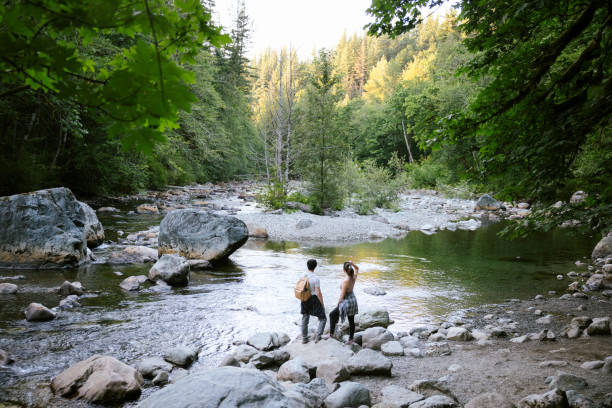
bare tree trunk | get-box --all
[401,120,415,163]
[275,55,284,185]
[284,47,295,191]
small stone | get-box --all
[0,283,18,294]
[59,281,84,296]
[24,302,56,321]
[408,348,423,358]
[587,317,611,335]
[580,360,604,370]
[59,295,81,309]
[381,341,404,356]
[152,371,169,386]
[0,349,15,365]
[534,309,543,316]
[535,294,545,300]
[546,370,587,391]
[447,364,462,372]
[556,275,564,280]
[163,346,198,367]
[602,356,612,374]
[536,315,553,324]
[539,360,567,368]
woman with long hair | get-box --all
[328,261,359,343]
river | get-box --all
[0,208,598,406]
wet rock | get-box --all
[136,204,159,214]
[59,295,81,309]
[592,233,612,260]
[364,286,387,296]
[51,355,143,404]
[0,187,88,268]
[362,327,394,350]
[284,378,330,408]
[0,349,14,365]
[163,346,198,367]
[425,342,452,357]
[346,349,392,376]
[149,254,190,286]
[120,275,148,291]
[381,385,424,407]
[136,357,173,379]
[0,282,18,294]
[138,367,304,408]
[475,194,501,210]
[315,358,349,384]
[97,206,119,212]
[324,381,371,408]
[79,201,104,248]
[59,280,84,296]
[545,371,587,391]
[465,392,515,408]
[247,332,290,351]
[381,340,404,356]
[277,358,312,383]
[24,302,55,321]
[565,390,596,408]
[408,348,424,358]
[518,388,567,408]
[296,219,313,230]
[446,326,473,341]
[158,209,248,262]
[586,317,611,335]
[108,246,158,264]
[355,307,393,330]
[152,371,169,386]
[510,334,531,343]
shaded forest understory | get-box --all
[0,0,610,235]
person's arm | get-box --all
[351,261,359,279]
[316,286,325,310]
[337,280,348,306]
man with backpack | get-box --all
[295,259,326,343]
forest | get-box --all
[1,0,610,234]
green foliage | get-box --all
[257,182,287,209]
[342,159,400,215]
[405,157,451,189]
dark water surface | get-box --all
[0,214,597,405]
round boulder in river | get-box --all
[158,209,248,262]
[79,201,105,248]
[0,187,88,268]
[149,254,190,286]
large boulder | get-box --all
[247,332,290,351]
[518,388,567,408]
[0,187,88,268]
[592,232,612,260]
[51,355,143,404]
[586,317,611,335]
[232,344,258,363]
[545,371,587,391]
[79,201,104,248]
[346,349,392,376]
[136,357,173,379]
[24,302,55,321]
[138,367,306,408]
[475,194,502,211]
[446,327,474,341]
[284,378,330,408]
[354,307,393,330]
[277,358,312,383]
[249,349,290,369]
[0,282,18,294]
[158,209,248,262]
[315,358,350,384]
[107,246,158,264]
[362,327,394,350]
[163,346,198,367]
[323,381,371,408]
[285,338,354,367]
[149,254,190,286]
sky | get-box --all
[213,0,373,60]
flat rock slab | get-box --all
[381,340,404,356]
[545,371,587,391]
[346,349,392,376]
[410,395,459,408]
[137,367,306,408]
[247,332,289,351]
[285,338,354,367]
[381,385,424,407]
[163,346,198,367]
[465,392,515,408]
[324,381,371,408]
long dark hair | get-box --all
[343,262,354,278]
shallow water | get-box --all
[0,212,597,405]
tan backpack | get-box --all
[294,276,311,301]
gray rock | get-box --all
[592,234,612,260]
[381,385,424,407]
[425,342,452,357]
[186,259,212,270]
[510,334,531,343]
[518,388,567,408]
[586,317,611,335]
[152,371,169,386]
[603,393,612,408]
[247,332,289,351]
[120,275,148,291]
[296,219,313,230]
[429,332,447,342]
[286,201,312,213]
[381,340,404,356]
[218,354,240,367]
[446,326,473,341]
[570,191,588,204]
[410,395,459,408]
[285,338,354,367]
[603,356,612,374]
[108,246,158,264]
[346,349,392,376]
[475,194,501,210]
[138,367,305,408]
[409,378,457,401]
[362,327,395,350]
[536,314,553,325]
[284,378,330,408]
[158,209,248,262]
[0,282,18,294]
[400,335,420,349]
[277,358,312,383]
[565,390,596,408]
[315,358,349,384]
[59,280,84,296]
[324,381,371,408]
[51,355,143,403]
[168,368,189,384]
[79,201,104,248]
[465,392,515,408]
[233,344,258,363]
[408,348,424,357]
[24,302,55,321]
[97,206,119,212]
[59,295,81,309]
[580,360,603,370]
[0,349,14,365]
[539,361,568,368]
[136,357,173,379]
[136,203,159,214]
[364,286,387,296]
[583,274,604,291]
[571,316,592,329]
[149,254,190,286]
[0,187,88,268]
[355,307,393,330]
[250,350,290,369]
[163,346,198,367]
[546,371,587,391]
